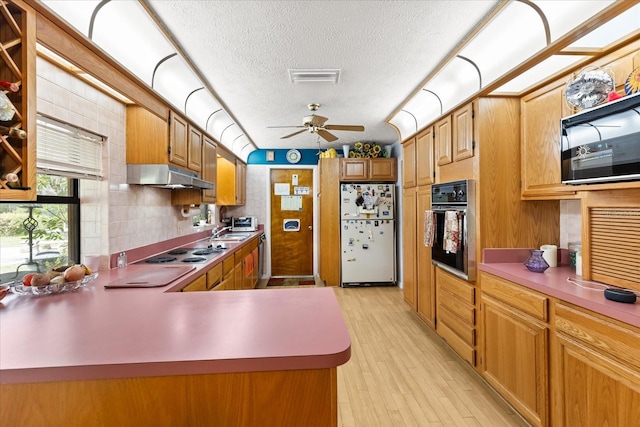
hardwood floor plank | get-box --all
[334,286,530,427]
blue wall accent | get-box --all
[247,149,322,165]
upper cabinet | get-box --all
[452,102,474,161]
[402,138,416,188]
[521,43,640,199]
[0,0,36,201]
[520,82,573,198]
[340,158,396,182]
[416,127,434,186]
[216,150,246,206]
[126,106,202,176]
[435,115,452,166]
[435,102,474,167]
[201,135,217,204]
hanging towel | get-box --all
[443,210,460,253]
[424,210,436,247]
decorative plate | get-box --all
[286,149,301,164]
[12,273,98,296]
[565,67,614,109]
[624,66,640,95]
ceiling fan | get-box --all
[268,103,364,142]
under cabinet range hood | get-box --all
[126,164,213,189]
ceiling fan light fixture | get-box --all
[289,68,340,84]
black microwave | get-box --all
[561,92,640,185]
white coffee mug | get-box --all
[540,244,558,268]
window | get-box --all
[0,117,103,283]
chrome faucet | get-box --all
[212,226,231,239]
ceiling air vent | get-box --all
[288,68,340,84]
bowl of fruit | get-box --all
[13,264,98,296]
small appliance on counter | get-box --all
[231,216,258,232]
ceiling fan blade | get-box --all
[316,129,338,142]
[280,129,307,139]
[306,114,329,127]
[267,125,306,129]
[324,124,365,132]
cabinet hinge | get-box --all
[168,146,171,155]
[433,171,436,178]
[472,141,476,149]
[472,109,475,119]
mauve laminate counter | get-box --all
[479,248,640,328]
[0,267,351,385]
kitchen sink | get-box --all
[210,232,252,242]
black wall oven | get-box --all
[430,180,475,281]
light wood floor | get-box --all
[332,285,530,427]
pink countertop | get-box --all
[479,249,640,328]
[0,233,351,385]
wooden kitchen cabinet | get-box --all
[126,107,203,176]
[435,269,476,365]
[235,160,246,205]
[480,272,549,427]
[206,263,223,290]
[416,128,434,186]
[402,137,416,188]
[416,186,434,327]
[402,188,417,308]
[435,115,452,166]
[201,135,217,203]
[452,102,474,161]
[182,275,207,292]
[339,158,396,182]
[520,83,573,198]
[187,124,202,173]
[0,0,37,201]
[318,158,341,287]
[553,303,640,427]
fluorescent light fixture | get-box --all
[289,69,340,84]
[36,43,133,104]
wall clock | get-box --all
[286,149,301,164]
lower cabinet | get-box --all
[435,269,476,365]
[553,303,640,427]
[480,272,549,427]
[182,275,207,292]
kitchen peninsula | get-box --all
[0,235,351,427]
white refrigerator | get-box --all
[340,183,396,286]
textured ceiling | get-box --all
[145,0,500,151]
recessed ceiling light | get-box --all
[289,69,340,84]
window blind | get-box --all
[36,115,104,179]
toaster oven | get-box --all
[231,216,258,232]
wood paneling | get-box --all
[1,369,337,427]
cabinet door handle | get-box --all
[308,225,313,230]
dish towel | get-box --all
[424,210,436,247]
[443,210,460,253]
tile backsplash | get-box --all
[37,58,201,267]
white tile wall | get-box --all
[560,199,582,249]
[36,58,200,268]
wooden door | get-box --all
[453,102,474,161]
[402,138,416,188]
[270,169,314,276]
[435,115,452,166]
